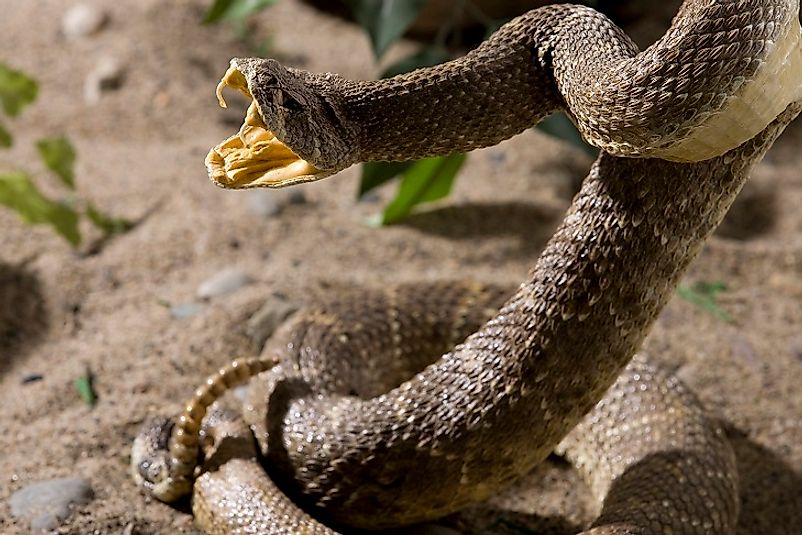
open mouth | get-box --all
[205,65,323,189]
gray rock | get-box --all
[730,333,761,369]
[360,190,381,204]
[9,477,93,531]
[246,188,306,218]
[84,56,125,104]
[21,373,44,384]
[197,268,253,300]
[62,4,107,39]
[246,189,280,217]
[246,294,298,347]
[169,302,203,320]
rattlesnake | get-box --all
[133,1,802,533]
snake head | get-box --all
[207,58,357,189]
[131,416,194,502]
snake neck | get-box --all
[311,6,618,163]
[334,9,569,163]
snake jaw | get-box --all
[206,63,341,189]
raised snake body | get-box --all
[133,1,802,533]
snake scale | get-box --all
[133,1,802,533]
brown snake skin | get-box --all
[132,1,802,533]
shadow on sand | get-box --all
[399,202,563,261]
[0,260,49,376]
[451,427,802,534]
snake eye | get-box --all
[281,92,303,113]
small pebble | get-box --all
[360,191,381,204]
[246,189,280,217]
[730,333,761,369]
[169,302,204,320]
[62,4,107,39]
[84,56,125,104]
[246,188,306,217]
[246,294,298,347]
[489,151,507,166]
[9,477,93,532]
[21,373,44,384]
[197,268,253,300]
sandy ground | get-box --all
[1,1,801,534]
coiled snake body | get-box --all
[133,1,802,533]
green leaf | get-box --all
[535,113,597,157]
[203,0,276,23]
[380,153,465,224]
[677,280,733,322]
[380,46,450,79]
[0,121,11,147]
[359,160,413,198]
[85,203,132,236]
[36,137,76,188]
[74,369,96,407]
[0,63,38,117]
[0,172,81,246]
[345,0,427,58]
